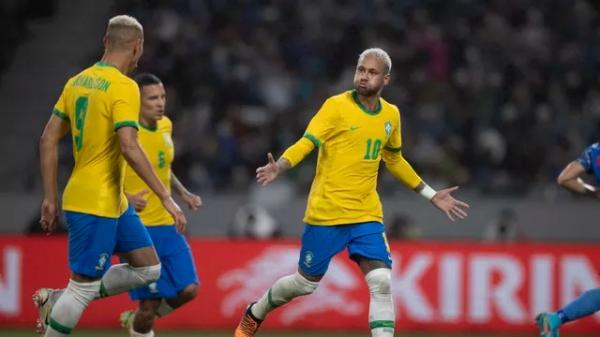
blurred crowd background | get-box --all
[112,0,600,196]
[3,0,600,239]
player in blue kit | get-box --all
[536,142,600,336]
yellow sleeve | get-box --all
[281,97,340,167]
[303,98,341,147]
[52,83,69,121]
[112,80,140,130]
[383,152,423,189]
[382,106,422,189]
[281,137,315,167]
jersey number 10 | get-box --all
[74,96,88,152]
[364,138,382,160]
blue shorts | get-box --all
[64,205,153,279]
[129,225,199,300]
[298,221,392,277]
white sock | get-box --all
[130,329,154,337]
[99,263,161,297]
[155,298,174,317]
[44,279,100,337]
[251,272,319,320]
[365,268,394,337]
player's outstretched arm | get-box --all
[117,126,187,231]
[256,153,291,186]
[557,161,597,196]
[39,115,69,233]
[171,173,202,210]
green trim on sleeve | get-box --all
[384,145,402,153]
[114,120,139,131]
[52,108,69,121]
[50,317,73,334]
[303,132,322,148]
[369,320,395,329]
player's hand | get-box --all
[161,196,187,233]
[256,153,280,186]
[182,192,202,211]
[128,190,150,212]
[431,186,469,221]
[40,199,59,234]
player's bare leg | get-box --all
[357,257,394,337]
[234,270,320,337]
[121,284,197,336]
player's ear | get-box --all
[383,73,391,86]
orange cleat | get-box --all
[234,303,263,337]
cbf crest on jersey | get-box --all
[163,133,173,147]
[384,121,392,139]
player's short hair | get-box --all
[358,48,392,74]
[105,15,143,50]
[134,73,162,89]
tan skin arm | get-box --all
[171,172,202,210]
[557,161,597,195]
[39,115,70,233]
[117,126,187,231]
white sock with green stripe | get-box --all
[365,268,394,337]
[44,279,100,336]
[251,272,319,320]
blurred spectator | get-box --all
[106,0,600,197]
[386,213,420,240]
[229,204,281,239]
[482,207,521,242]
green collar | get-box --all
[139,121,157,132]
[95,61,119,70]
[351,90,381,115]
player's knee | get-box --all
[365,268,391,295]
[179,284,198,303]
[291,272,319,296]
[133,264,161,285]
[66,279,101,306]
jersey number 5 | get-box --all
[364,138,382,160]
[74,96,88,152]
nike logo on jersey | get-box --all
[350,126,360,131]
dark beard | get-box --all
[355,85,380,97]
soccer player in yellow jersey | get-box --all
[35,16,186,337]
[234,48,469,337]
[118,73,201,337]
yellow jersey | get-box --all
[282,90,421,226]
[124,117,175,226]
[53,62,140,218]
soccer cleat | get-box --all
[234,303,263,337]
[536,312,561,337]
[32,288,63,336]
[119,310,135,329]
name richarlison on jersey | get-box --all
[73,75,111,92]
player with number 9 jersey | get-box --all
[53,61,140,217]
